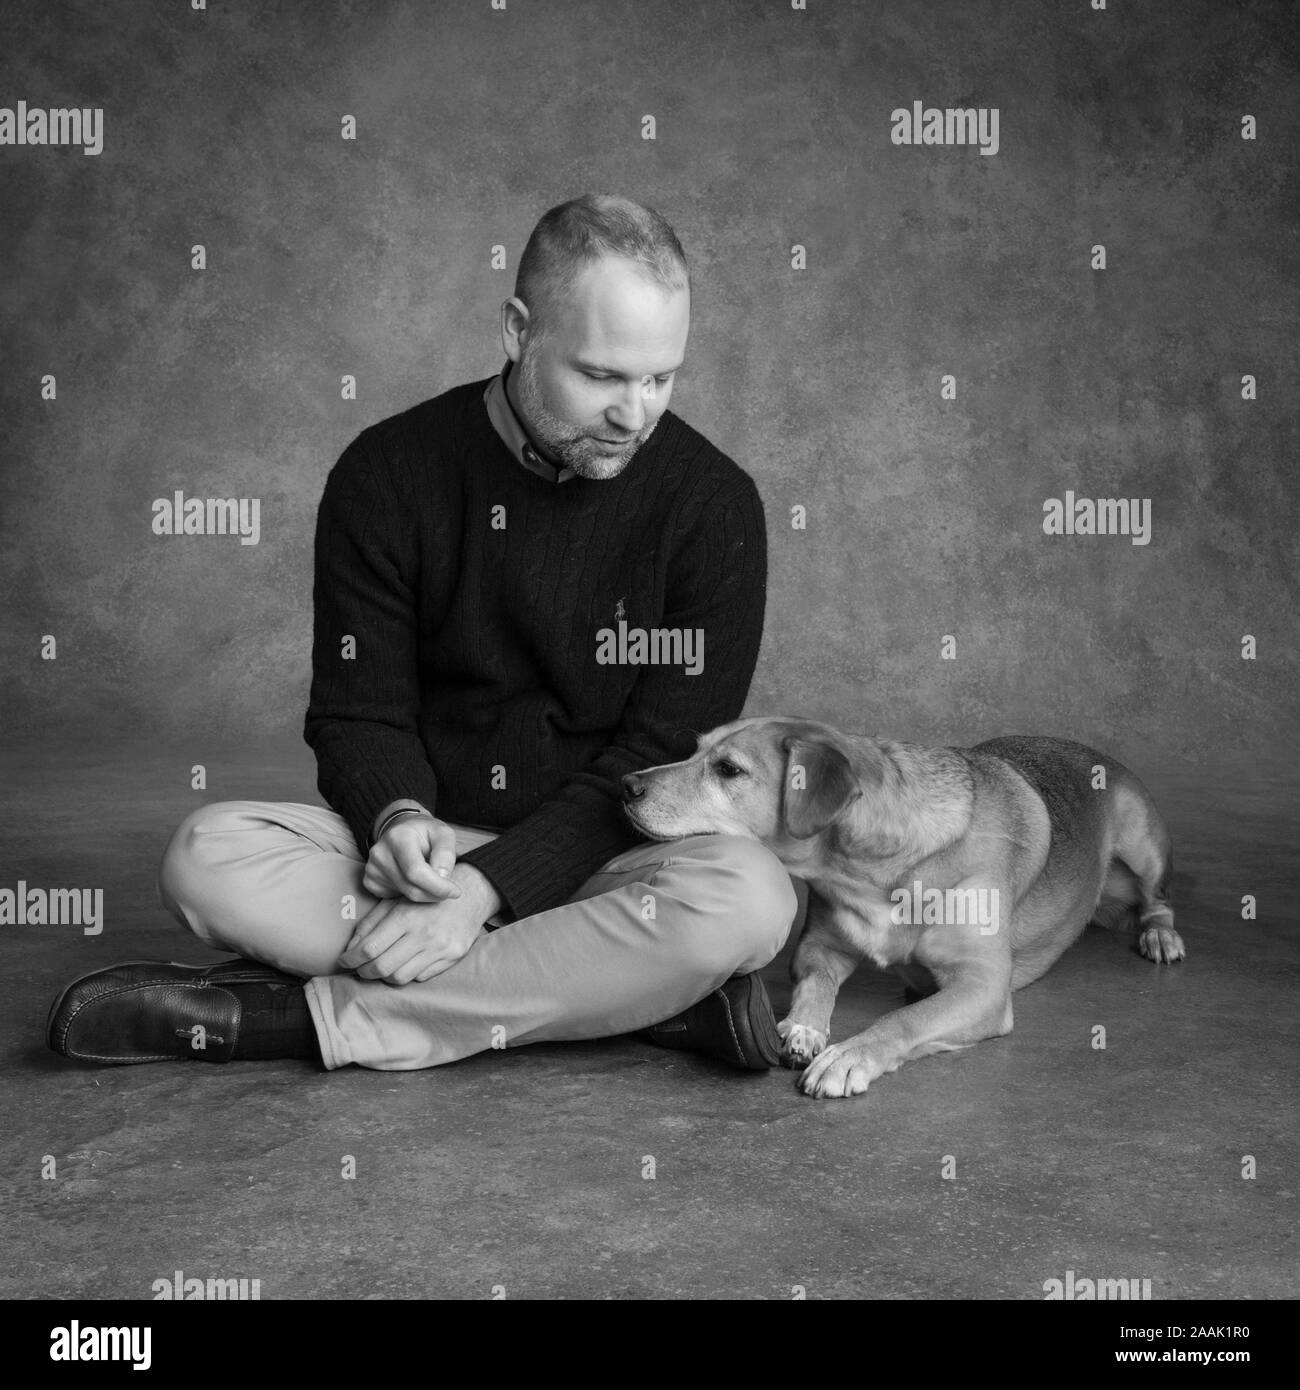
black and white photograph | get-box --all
[1,0,1296,1336]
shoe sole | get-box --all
[726,973,783,1069]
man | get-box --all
[47,193,797,1073]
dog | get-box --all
[621,718,1185,1099]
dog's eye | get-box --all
[713,760,745,779]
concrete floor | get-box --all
[2,732,1296,1300]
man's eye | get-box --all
[714,761,744,779]
[581,372,674,384]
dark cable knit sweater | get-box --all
[304,375,768,921]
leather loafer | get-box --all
[646,971,782,1070]
[47,959,302,1065]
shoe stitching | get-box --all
[54,981,239,1062]
[717,991,744,1063]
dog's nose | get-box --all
[622,772,647,802]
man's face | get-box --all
[508,255,690,480]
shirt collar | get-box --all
[483,359,577,484]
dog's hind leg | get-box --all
[895,962,939,1002]
[1095,781,1185,964]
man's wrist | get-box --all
[451,863,503,923]
[371,799,434,847]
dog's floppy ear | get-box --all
[781,735,862,839]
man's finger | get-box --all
[412,925,484,982]
[426,821,459,879]
[361,848,405,900]
[386,952,445,987]
[355,934,426,982]
[342,900,392,958]
[361,869,402,900]
[394,845,461,901]
[398,875,461,903]
[342,904,404,967]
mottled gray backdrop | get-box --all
[2,0,1296,768]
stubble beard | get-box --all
[514,340,654,481]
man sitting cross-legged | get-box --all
[47,193,797,1072]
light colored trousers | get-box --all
[156,801,798,1071]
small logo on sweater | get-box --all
[596,620,704,676]
[614,598,626,621]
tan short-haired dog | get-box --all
[621,718,1185,1099]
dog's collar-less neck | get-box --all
[849,745,974,870]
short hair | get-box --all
[513,193,689,339]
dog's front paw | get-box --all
[1139,922,1186,963]
[776,1018,827,1070]
[798,1042,882,1099]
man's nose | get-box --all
[609,380,651,434]
[622,772,647,802]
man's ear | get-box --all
[781,735,863,840]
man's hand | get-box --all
[363,812,463,903]
[341,863,503,985]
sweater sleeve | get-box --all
[303,431,441,851]
[457,473,768,920]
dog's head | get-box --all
[621,716,884,855]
